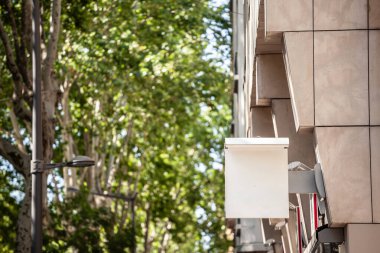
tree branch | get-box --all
[22,0,33,57]
[104,136,116,189]
[3,0,31,89]
[144,205,151,253]
[43,0,61,89]
[0,137,30,177]
[3,0,20,57]
[7,101,27,154]
[110,119,134,192]
[0,16,31,122]
[0,18,24,98]
[158,222,171,253]
[60,76,76,191]
[11,97,32,126]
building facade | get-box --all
[230,0,380,252]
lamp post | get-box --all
[31,0,43,251]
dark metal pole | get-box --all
[31,0,43,251]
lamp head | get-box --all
[66,156,95,167]
[314,163,326,199]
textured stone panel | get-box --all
[314,0,367,30]
[251,107,275,137]
[369,31,380,125]
[371,127,380,222]
[314,31,368,126]
[315,127,371,225]
[346,224,380,253]
[266,0,312,33]
[369,0,380,29]
[272,100,316,167]
[284,32,314,130]
[257,1,282,54]
[256,54,290,106]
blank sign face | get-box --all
[225,138,289,218]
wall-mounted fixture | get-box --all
[224,138,290,218]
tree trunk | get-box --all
[16,174,31,253]
[144,206,151,253]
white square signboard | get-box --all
[225,138,289,218]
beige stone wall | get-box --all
[345,224,380,252]
[233,0,380,251]
[265,0,380,227]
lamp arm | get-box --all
[44,162,67,170]
[31,160,68,173]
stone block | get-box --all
[314,31,368,126]
[272,100,316,167]
[369,31,380,125]
[314,0,367,30]
[251,107,275,137]
[369,0,380,29]
[266,0,312,34]
[315,127,371,225]
[371,127,380,222]
[284,32,314,130]
[256,54,289,106]
[257,1,282,54]
[345,224,380,253]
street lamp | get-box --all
[31,156,95,253]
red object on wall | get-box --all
[313,193,318,230]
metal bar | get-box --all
[288,170,317,194]
[280,223,292,253]
[67,187,136,201]
[303,231,318,253]
[44,163,66,170]
[317,226,344,243]
[297,207,302,253]
[236,243,272,252]
[296,194,309,245]
[31,0,43,251]
[304,225,344,253]
[313,194,318,230]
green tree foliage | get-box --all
[0,160,23,253]
[0,0,231,252]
